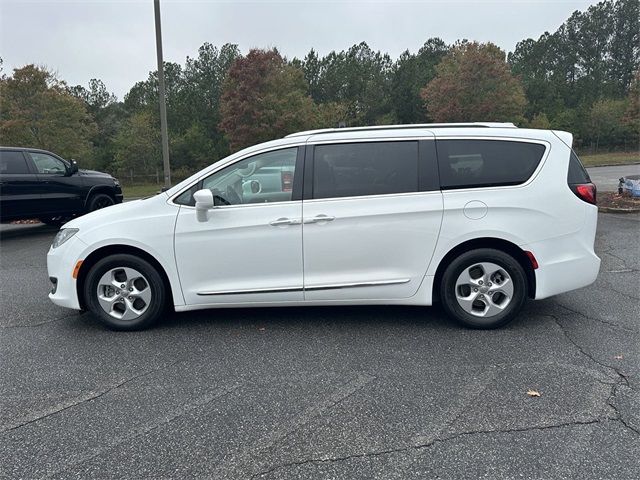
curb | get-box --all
[586,162,640,168]
[598,206,640,214]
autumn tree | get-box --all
[421,42,527,123]
[220,49,318,150]
[0,65,96,160]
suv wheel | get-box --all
[84,254,166,330]
[39,216,66,226]
[87,193,114,212]
[440,248,527,329]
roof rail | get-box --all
[285,122,517,138]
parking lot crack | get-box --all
[551,315,638,437]
[1,359,183,433]
[553,302,638,333]
[250,419,603,478]
[44,383,241,479]
[0,312,80,329]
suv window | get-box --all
[567,151,591,184]
[0,151,30,174]
[29,152,67,175]
[175,147,298,206]
[436,140,546,189]
[312,141,418,199]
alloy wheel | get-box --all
[454,262,514,317]
[96,267,152,320]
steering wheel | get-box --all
[237,162,257,178]
[224,185,242,205]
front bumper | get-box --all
[47,235,87,310]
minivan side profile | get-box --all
[47,123,600,330]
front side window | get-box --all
[29,153,67,175]
[436,140,546,189]
[312,141,418,200]
[0,151,30,174]
[175,147,298,206]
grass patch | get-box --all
[580,151,640,167]
[121,184,163,199]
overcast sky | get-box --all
[1,0,597,99]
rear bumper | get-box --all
[523,206,600,299]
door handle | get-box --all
[304,214,336,224]
[269,217,301,226]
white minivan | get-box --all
[47,123,600,330]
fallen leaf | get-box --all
[527,390,541,397]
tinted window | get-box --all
[436,140,546,189]
[0,151,30,174]
[175,147,298,206]
[29,152,67,174]
[567,151,591,184]
[312,141,418,199]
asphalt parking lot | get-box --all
[0,213,638,479]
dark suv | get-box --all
[0,147,123,225]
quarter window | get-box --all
[436,140,546,189]
[0,151,30,174]
[567,151,591,184]
[29,153,67,175]
[175,147,298,206]
[312,141,418,199]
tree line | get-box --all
[0,0,638,182]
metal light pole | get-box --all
[154,0,171,188]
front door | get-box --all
[28,152,84,215]
[302,139,444,301]
[0,150,41,220]
[174,146,304,306]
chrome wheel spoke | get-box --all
[131,284,152,304]
[456,292,478,314]
[97,291,118,312]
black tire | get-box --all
[440,248,527,329]
[87,193,115,212]
[84,254,166,331]
[39,216,66,226]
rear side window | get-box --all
[567,151,591,184]
[0,151,30,174]
[312,141,418,199]
[436,140,546,189]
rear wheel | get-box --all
[84,254,166,330]
[440,248,527,329]
[87,193,114,212]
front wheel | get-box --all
[87,193,115,212]
[39,216,66,226]
[84,254,166,330]
[440,248,527,329]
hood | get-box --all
[78,168,114,179]
[65,197,148,232]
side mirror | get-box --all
[67,160,79,176]
[194,189,214,222]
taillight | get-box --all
[570,183,596,205]
[281,171,293,192]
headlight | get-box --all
[52,228,79,249]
